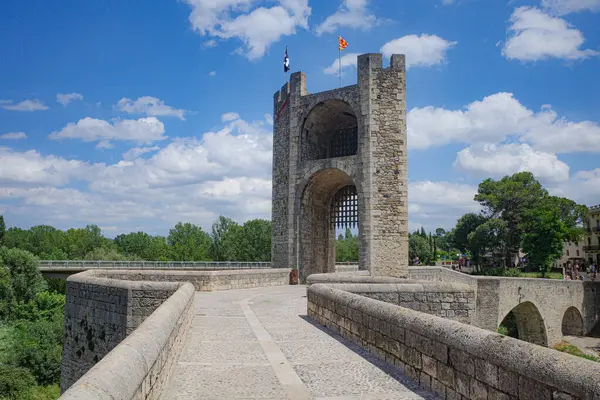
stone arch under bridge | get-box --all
[270,53,409,280]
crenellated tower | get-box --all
[271,53,408,280]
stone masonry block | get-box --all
[498,367,519,396]
[431,378,446,399]
[519,376,552,400]
[470,379,489,400]
[422,355,437,378]
[475,358,498,388]
[449,348,475,376]
[455,371,471,397]
[437,362,455,389]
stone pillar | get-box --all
[357,53,409,277]
[271,72,306,269]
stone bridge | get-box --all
[310,267,600,347]
[57,266,600,400]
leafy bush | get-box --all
[29,384,60,400]
[44,278,66,295]
[0,247,46,304]
[504,268,522,277]
[0,364,36,400]
[5,313,64,385]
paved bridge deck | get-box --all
[162,285,438,399]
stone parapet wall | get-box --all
[60,271,182,391]
[308,283,600,400]
[60,268,290,395]
[325,282,475,324]
[408,266,478,288]
[60,271,194,398]
[40,260,272,269]
[102,268,291,291]
[334,264,359,273]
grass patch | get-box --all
[553,341,600,363]
[520,271,563,280]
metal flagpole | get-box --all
[339,46,342,87]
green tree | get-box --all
[451,213,486,254]
[0,247,46,304]
[335,228,358,262]
[237,219,272,261]
[0,264,14,319]
[2,228,32,252]
[146,236,170,261]
[409,234,433,265]
[468,218,508,270]
[210,216,239,261]
[167,222,212,261]
[27,226,65,259]
[474,172,548,268]
[5,313,63,386]
[521,204,568,275]
[0,215,5,245]
[63,225,104,259]
[0,365,36,400]
[114,231,152,258]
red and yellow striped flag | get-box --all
[338,36,348,51]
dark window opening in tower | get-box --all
[301,100,358,161]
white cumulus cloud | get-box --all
[0,113,274,234]
[381,34,457,68]
[324,53,361,75]
[541,0,600,15]
[454,143,570,183]
[0,132,27,140]
[315,0,379,35]
[501,7,598,61]
[0,147,96,187]
[1,99,48,112]
[407,92,600,153]
[56,92,84,106]
[117,96,186,120]
[49,117,167,145]
[408,180,481,231]
[184,0,310,59]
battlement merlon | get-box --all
[357,53,406,73]
[273,72,307,109]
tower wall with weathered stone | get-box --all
[271,82,293,269]
[357,53,409,277]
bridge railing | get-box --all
[38,260,273,270]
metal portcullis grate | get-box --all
[329,126,358,158]
[331,185,358,229]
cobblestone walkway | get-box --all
[162,285,438,400]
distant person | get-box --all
[573,262,580,280]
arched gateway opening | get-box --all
[298,168,359,281]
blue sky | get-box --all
[0,0,599,237]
